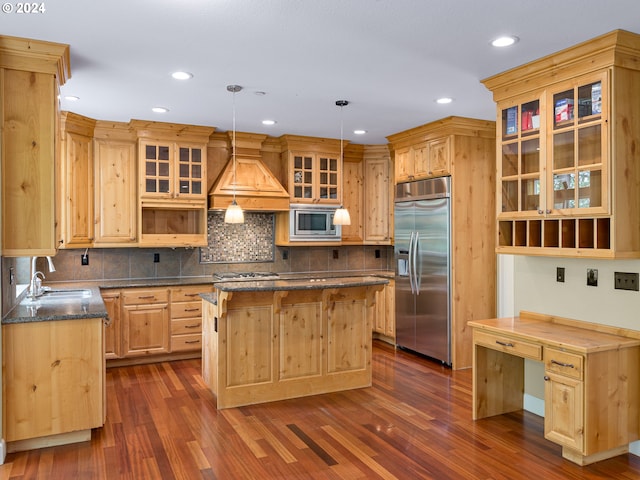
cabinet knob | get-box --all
[537,209,544,215]
[544,375,550,381]
[546,209,552,214]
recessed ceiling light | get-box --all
[64,95,80,101]
[353,129,366,135]
[262,119,276,126]
[152,107,169,113]
[436,97,453,104]
[491,36,519,47]
[171,71,193,80]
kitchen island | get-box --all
[201,276,388,409]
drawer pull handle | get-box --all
[185,323,201,329]
[184,308,200,312]
[185,293,199,297]
[138,295,156,299]
[185,340,200,344]
[551,359,575,369]
[495,340,514,347]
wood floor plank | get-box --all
[2,340,640,479]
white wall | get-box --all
[510,254,640,455]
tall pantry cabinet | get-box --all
[0,36,70,256]
[387,116,496,369]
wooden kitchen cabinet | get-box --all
[131,121,214,247]
[170,285,213,353]
[393,136,450,183]
[58,112,96,248]
[373,279,395,342]
[101,290,122,359]
[122,287,170,357]
[387,116,496,369]
[280,135,343,204]
[94,121,138,246]
[0,36,70,256]
[483,30,640,258]
[3,317,104,449]
[333,145,393,246]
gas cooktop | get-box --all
[213,272,280,281]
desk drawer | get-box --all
[544,348,583,380]
[474,330,542,361]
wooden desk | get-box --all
[469,311,640,466]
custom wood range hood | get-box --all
[208,132,290,212]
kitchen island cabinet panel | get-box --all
[203,278,384,409]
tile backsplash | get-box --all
[200,212,274,263]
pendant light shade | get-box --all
[225,84,245,224]
[333,206,351,226]
[333,100,351,226]
[224,199,244,223]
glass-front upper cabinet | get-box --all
[547,72,608,216]
[141,141,205,199]
[499,98,543,217]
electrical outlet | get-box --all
[154,253,160,263]
[9,267,15,285]
[375,249,381,259]
[614,272,639,291]
[282,249,289,260]
[81,254,89,266]
[556,267,565,282]
[333,250,339,259]
[587,268,598,287]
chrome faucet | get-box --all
[28,256,56,298]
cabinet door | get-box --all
[383,280,395,338]
[176,143,205,198]
[317,154,340,203]
[2,69,57,256]
[94,140,137,245]
[544,371,584,453]
[547,73,608,216]
[122,304,170,356]
[394,147,412,183]
[428,137,451,176]
[140,141,173,198]
[290,153,314,201]
[412,143,430,178]
[60,130,94,248]
[341,158,364,243]
[102,291,122,359]
[364,157,391,243]
[498,98,543,217]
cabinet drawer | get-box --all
[171,285,211,302]
[171,301,202,319]
[474,330,542,360]
[123,289,169,305]
[171,318,202,335]
[171,333,202,352]
[544,348,584,380]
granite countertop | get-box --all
[212,275,389,293]
[3,286,108,324]
[3,272,393,324]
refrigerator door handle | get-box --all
[408,231,415,294]
[414,231,421,295]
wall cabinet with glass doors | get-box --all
[130,121,214,247]
[484,30,640,258]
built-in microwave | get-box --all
[289,204,341,241]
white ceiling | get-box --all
[4,0,640,144]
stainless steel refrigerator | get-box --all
[394,177,451,365]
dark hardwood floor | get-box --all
[2,340,640,479]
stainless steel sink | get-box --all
[41,288,93,298]
[21,288,93,305]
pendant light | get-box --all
[333,100,351,226]
[224,84,244,224]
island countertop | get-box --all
[212,275,389,293]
